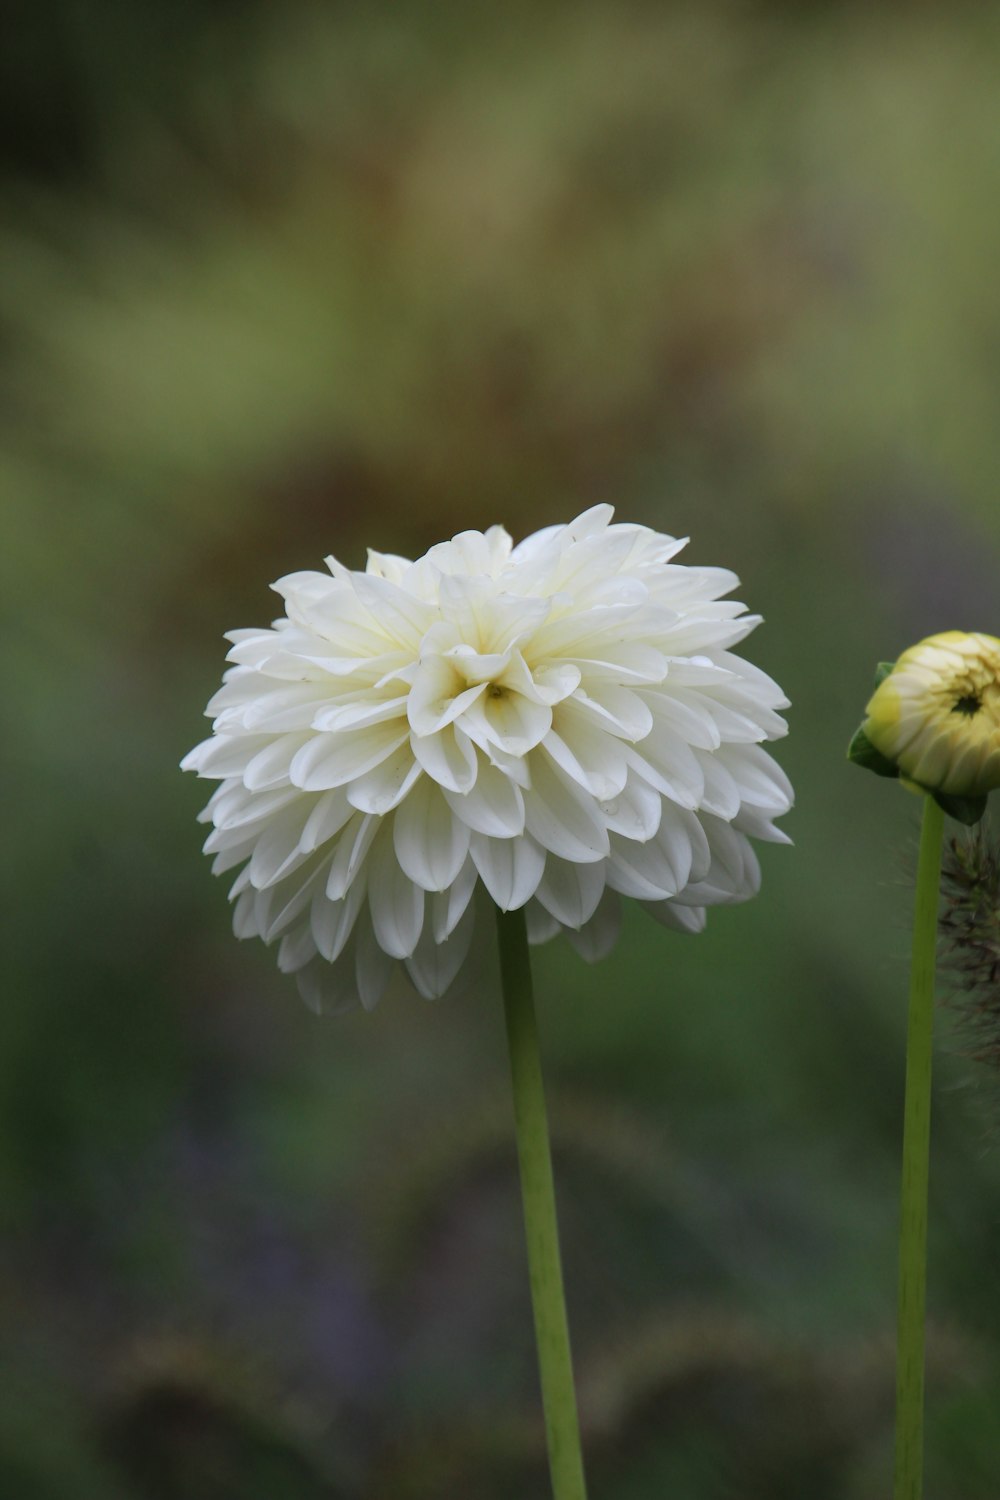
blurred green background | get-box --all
[4,1,1000,1495]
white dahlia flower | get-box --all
[182,506,792,1012]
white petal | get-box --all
[524,899,561,946]
[227,865,253,900]
[300,788,356,852]
[226,682,332,734]
[566,889,623,960]
[659,658,736,687]
[469,833,545,910]
[182,733,274,779]
[210,834,257,875]
[244,734,314,793]
[366,829,426,958]
[569,685,653,742]
[523,661,583,706]
[430,858,478,941]
[717,696,788,742]
[529,603,647,662]
[444,759,525,837]
[703,817,758,892]
[686,811,712,884]
[681,692,770,744]
[411,724,478,793]
[606,807,701,901]
[346,747,422,814]
[714,650,791,710]
[716,744,794,812]
[354,912,396,1010]
[544,702,629,800]
[232,888,259,939]
[248,803,314,889]
[560,643,668,685]
[255,856,329,942]
[366,547,414,581]
[459,690,552,758]
[272,567,341,607]
[672,819,761,906]
[312,694,409,732]
[483,744,531,789]
[208,783,303,833]
[290,721,410,791]
[534,857,606,929]
[310,878,367,962]
[694,753,742,821]
[233,687,327,736]
[203,820,261,858]
[510,503,612,566]
[408,656,486,735]
[304,647,410,682]
[393,777,472,891]
[654,562,737,603]
[547,528,647,596]
[641,899,707,934]
[444,642,514,685]
[277,922,318,974]
[624,727,705,810]
[732,805,793,845]
[350,572,434,645]
[656,613,761,655]
[564,502,616,539]
[597,775,662,842]
[523,751,610,863]
[423,526,511,578]
[438,577,550,650]
[325,813,379,899]
[295,956,361,1017]
[642,690,721,750]
[404,898,477,999]
[228,625,347,678]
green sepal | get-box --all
[931,790,989,826]
[847,724,900,778]
[874,660,896,687]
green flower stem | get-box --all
[496,906,588,1500]
[895,793,945,1500]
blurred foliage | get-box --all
[3,0,1000,1495]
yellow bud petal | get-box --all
[862,631,1000,797]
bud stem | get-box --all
[496,906,588,1500]
[894,793,944,1500]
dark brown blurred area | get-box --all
[3,2,1000,1496]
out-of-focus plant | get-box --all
[941,817,1000,1093]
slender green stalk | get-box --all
[895,793,945,1500]
[496,906,588,1500]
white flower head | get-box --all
[182,506,792,1012]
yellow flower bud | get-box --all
[862,631,1000,799]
